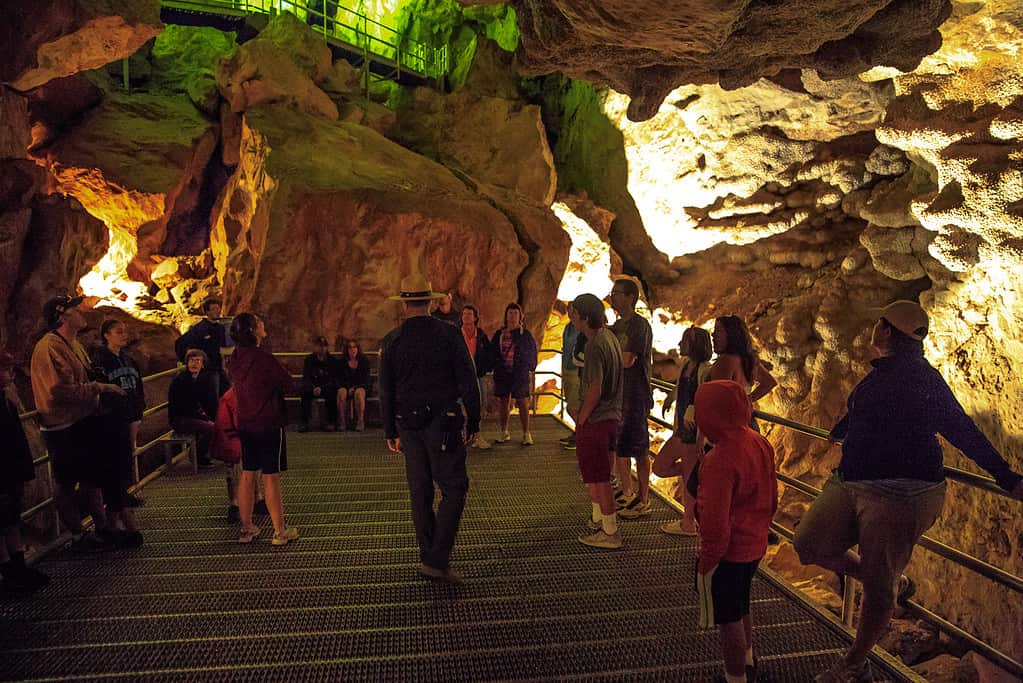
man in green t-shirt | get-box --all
[572,294,625,549]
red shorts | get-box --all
[575,419,619,484]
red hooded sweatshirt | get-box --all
[227,346,292,432]
[694,380,778,575]
[211,388,242,464]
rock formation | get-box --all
[501,0,951,121]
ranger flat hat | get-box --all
[388,274,445,302]
[872,300,929,341]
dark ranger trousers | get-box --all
[400,419,469,570]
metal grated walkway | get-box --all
[1,417,897,681]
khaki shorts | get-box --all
[562,370,581,415]
[794,473,945,606]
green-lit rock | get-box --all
[152,25,237,116]
[256,11,332,82]
[462,4,518,52]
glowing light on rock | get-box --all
[50,166,164,318]
[553,201,614,302]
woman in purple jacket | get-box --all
[490,303,538,446]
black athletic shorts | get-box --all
[615,404,650,458]
[697,558,761,625]
[0,487,24,527]
[43,417,106,489]
[240,428,288,474]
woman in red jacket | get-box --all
[227,313,298,546]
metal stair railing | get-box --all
[536,347,1023,678]
[159,0,449,81]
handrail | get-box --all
[159,0,448,80]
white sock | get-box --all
[591,503,602,524]
[724,672,746,683]
[601,513,618,535]
[745,648,754,666]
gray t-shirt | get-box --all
[581,327,623,424]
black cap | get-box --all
[43,295,85,329]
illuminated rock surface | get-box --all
[1,0,162,92]
[210,104,559,348]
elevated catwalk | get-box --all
[0,417,905,681]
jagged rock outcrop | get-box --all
[0,88,31,158]
[215,13,338,120]
[41,92,219,294]
[1,0,162,92]
[504,0,950,121]
[24,74,104,150]
[210,104,565,348]
[151,25,237,115]
[394,87,557,206]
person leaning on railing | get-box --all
[794,300,1023,683]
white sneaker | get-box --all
[522,432,534,446]
[474,437,492,450]
[498,430,511,443]
[271,526,299,546]
[578,529,623,549]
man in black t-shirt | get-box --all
[608,277,655,519]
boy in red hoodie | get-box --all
[694,380,778,683]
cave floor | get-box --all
[0,417,904,682]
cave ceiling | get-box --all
[460,0,952,121]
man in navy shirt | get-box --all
[795,300,1023,683]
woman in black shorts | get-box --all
[490,303,538,445]
[227,313,298,546]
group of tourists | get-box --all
[4,275,1023,683]
[557,284,1023,683]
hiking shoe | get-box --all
[418,563,463,584]
[271,526,299,546]
[814,659,871,683]
[619,500,652,519]
[226,504,240,523]
[578,529,623,549]
[558,435,573,445]
[660,519,698,536]
[896,575,916,605]
[522,432,534,446]
[561,437,577,451]
[114,530,144,549]
[70,533,115,554]
[474,437,492,450]
[253,499,269,516]
[238,526,260,544]
[497,430,511,443]
[616,493,638,512]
